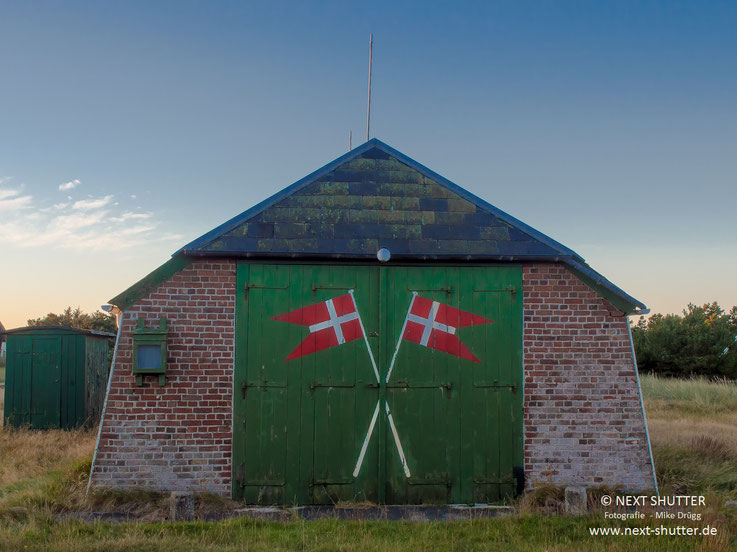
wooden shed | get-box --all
[89,139,656,504]
[2,326,114,429]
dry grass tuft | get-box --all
[86,487,169,520]
[690,435,734,461]
[0,427,96,488]
[643,374,737,498]
[516,483,564,515]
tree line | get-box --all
[27,307,117,334]
[631,302,737,379]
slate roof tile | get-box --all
[121,138,644,313]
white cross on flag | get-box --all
[401,295,493,363]
[272,293,364,361]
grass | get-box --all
[641,374,737,498]
[641,374,737,416]
[0,427,95,517]
[2,515,733,552]
[0,374,734,550]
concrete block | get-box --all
[170,491,195,521]
[564,486,587,515]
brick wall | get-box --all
[91,260,654,497]
[522,264,653,491]
[89,260,236,495]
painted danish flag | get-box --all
[272,293,364,361]
[401,295,493,363]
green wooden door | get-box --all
[233,263,522,505]
[5,335,62,429]
[4,335,33,427]
[31,336,62,429]
[233,264,380,504]
[382,266,523,504]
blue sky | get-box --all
[1,1,735,328]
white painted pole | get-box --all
[385,292,417,383]
[348,289,379,383]
[87,311,125,495]
[385,402,411,478]
[353,400,380,477]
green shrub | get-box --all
[632,302,737,378]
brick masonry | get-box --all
[89,260,236,495]
[91,260,653,497]
[522,263,653,491]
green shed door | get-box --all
[233,264,380,504]
[31,336,62,429]
[234,263,522,505]
[5,335,62,429]
[383,266,523,504]
[4,336,33,426]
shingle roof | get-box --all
[179,138,580,260]
[115,138,646,313]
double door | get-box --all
[233,263,522,504]
[4,335,61,429]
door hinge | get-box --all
[311,284,354,293]
[409,286,452,296]
[472,383,516,392]
[472,286,517,297]
[244,282,288,299]
[387,382,452,391]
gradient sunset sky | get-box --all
[1,1,735,328]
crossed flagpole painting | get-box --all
[271,291,493,479]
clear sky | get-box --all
[1,1,735,329]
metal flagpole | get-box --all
[366,33,372,142]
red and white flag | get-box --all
[272,293,364,361]
[401,295,493,363]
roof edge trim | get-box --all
[564,259,647,315]
[109,255,193,311]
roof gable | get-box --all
[113,138,646,314]
[180,139,579,260]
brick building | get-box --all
[89,139,656,503]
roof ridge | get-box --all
[178,137,581,262]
